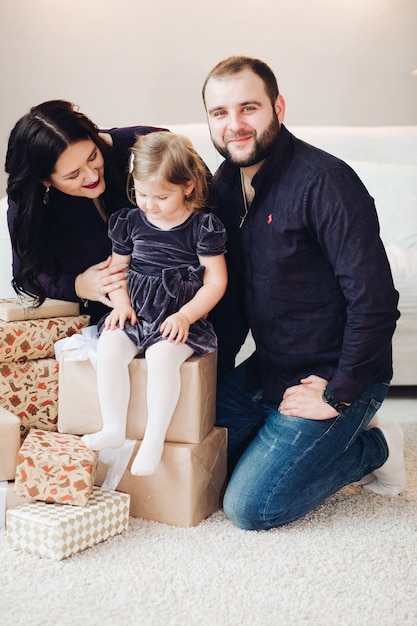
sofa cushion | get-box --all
[292,126,417,166]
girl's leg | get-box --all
[82,328,139,450]
[131,341,194,476]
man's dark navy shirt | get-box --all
[209,124,400,405]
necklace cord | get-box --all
[239,169,250,228]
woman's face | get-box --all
[45,139,106,198]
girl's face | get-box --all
[134,176,194,229]
[44,139,106,198]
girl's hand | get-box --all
[105,304,137,330]
[75,256,128,306]
[160,312,191,344]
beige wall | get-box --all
[1,0,416,194]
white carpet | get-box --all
[1,422,416,626]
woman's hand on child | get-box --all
[75,256,129,306]
[160,312,191,343]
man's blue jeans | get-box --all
[216,362,390,530]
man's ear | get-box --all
[275,94,286,124]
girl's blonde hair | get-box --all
[127,131,209,210]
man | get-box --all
[202,56,405,530]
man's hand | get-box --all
[279,375,339,420]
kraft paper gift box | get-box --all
[95,426,227,527]
[14,429,98,506]
[0,358,59,439]
[58,350,217,444]
[0,407,21,480]
[0,480,35,529]
[6,487,130,560]
[0,314,90,362]
[0,297,79,323]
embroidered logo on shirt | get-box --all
[267,214,273,224]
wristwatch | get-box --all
[322,388,350,414]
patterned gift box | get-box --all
[0,358,59,439]
[95,426,227,527]
[14,429,98,506]
[6,487,130,560]
[0,314,90,362]
[0,407,21,480]
[0,297,79,322]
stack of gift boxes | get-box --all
[58,344,227,528]
[8,428,130,560]
[1,296,227,560]
[0,297,89,439]
[1,297,130,559]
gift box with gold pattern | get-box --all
[58,351,217,444]
[14,429,98,506]
[6,487,130,560]
[95,426,227,527]
[0,358,59,439]
[0,297,79,323]
[0,314,90,362]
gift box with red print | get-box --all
[14,429,98,506]
[0,358,59,439]
[0,314,90,362]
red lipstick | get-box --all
[83,178,100,190]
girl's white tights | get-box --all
[82,328,193,476]
[82,328,139,451]
[131,340,193,476]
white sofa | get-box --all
[1,124,417,385]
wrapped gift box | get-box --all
[0,314,90,362]
[58,350,217,444]
[0,407,21,480]
[0,297,79,322]
[6,487,130,560]
[95,426,227,527]
[14,429,98,506]
[0,358,59,439]
[0,480,35,529]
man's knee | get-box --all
[223,482,286,531]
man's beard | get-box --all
[212,114,280,167]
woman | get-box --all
[5,100,166,323]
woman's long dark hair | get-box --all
[5,100,129,304]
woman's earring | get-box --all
[43,186,50,205]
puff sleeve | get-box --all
[108,208,134,255]
[196,213,227,257]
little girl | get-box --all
[82,132,227,475]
